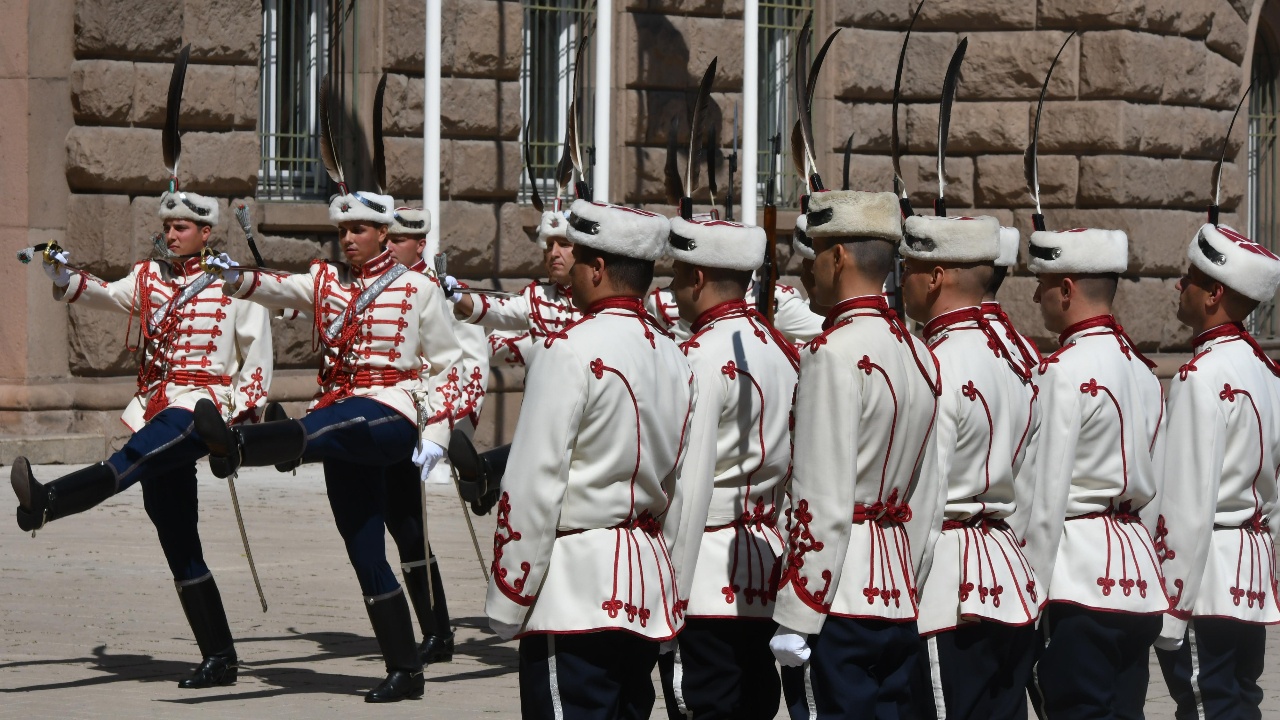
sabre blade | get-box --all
[937,37,968,204]
[891,0,928,198]
[1027,31,1076,219]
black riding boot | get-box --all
[194,399,306,478]
[11,457,118,532]
[262,402,302,473]
[446,430,509,515]
[402,558,454,665]
[364,588,425,703]
[175,574,239,688]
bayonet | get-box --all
[1211,85,1253,226]
[935,37,968,217]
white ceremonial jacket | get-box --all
[1151,323,1280,639]
[59,257,273,431]
[673,300,800,619]
[647,284,823,346]
[1022,315,1169,614]
[910,307,1042,634]
[488,329,535,369]
[228,249,465,448]
[773,295,942,635]
[485,297,697,640]
[464,280,580,339]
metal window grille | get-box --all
[757,0,811,210]
[520,0,595,207]
[1249,31,1280,338]
[258,0,330,201]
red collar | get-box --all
[691,300,750,334]
[1194,322,1280,376]
[173,256,203,277]
[355,249,396,278]
[585,295,647,316]
[409,259,428,273]
[1059,314,1155,369]
[923,306,985,341]
[823,294,893,331]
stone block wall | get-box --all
[825,0,1253,351]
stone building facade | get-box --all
[0,0,1274,461]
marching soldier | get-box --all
[647,273,822,346]
[1021,225,1169,718]
[485,199,696,719]
[982,226,1041,377]
[376,205,490,665]
[9,46,273,689]
[655,216,800,717]
[898,214,1042,718]
[1151,221,1280,718]
[769,189,941,718]
[195,186,466,702]
[10,189,273,688]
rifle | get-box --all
[758,133,781,322]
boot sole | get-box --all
[10,457,32,509]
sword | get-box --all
[451,463,490,582]
[421,481,436,607]
[226,472,268,612]
[234,203,268,268]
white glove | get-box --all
[770,626,812,667]
[205,252,241,284]
[43,250,72,288]
[1154,614,1187,652]
[659,640,677,655]
[490,618,521,641]
[442,275,462,303]
[412,440,446,483]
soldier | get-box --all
[790,215,827,317]
[898,214,1042,719]
[1021,226,1169,718]
[485,199,695,719]
[647,273,822,346]
[195,187,465,703]
[448,207,580,365]
[655,215,799,718]
[769,189,941,718]
[10,188,273,688]
[982,226,1041,377]
[374,205,489,665]
[1152,221,1280,719]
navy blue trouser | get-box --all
[1030,603,1162,720]
[657,618,780,720]
[520,631,660,720]
[299,397,418,597]
[105,408,211,582]
[780,616,920,720]
[1156,618,1266,720]
[912,621,1037,720]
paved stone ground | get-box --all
[1,465,1277,719]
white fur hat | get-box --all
[1028,228,1129,275]
[389,207,430,237]
[537,210,570,242]
[792,214,814,261]
[900,215,1000,263]
[567,199,670,261]
[667,216,766,271]
[1188,223,1280,302]
[329,191,396,226]
[159,191,219,227]
[804,190,903,243]
[996,226,1020,268]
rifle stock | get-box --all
[761,205,778,322]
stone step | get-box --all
[0,433,109,466]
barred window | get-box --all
[520,0,595,207]
[1250,24,1280,337]
[756,0,811,210]
[258,0,330,201]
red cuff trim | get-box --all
[1168,608,1193,620]
[67,273,89,303]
